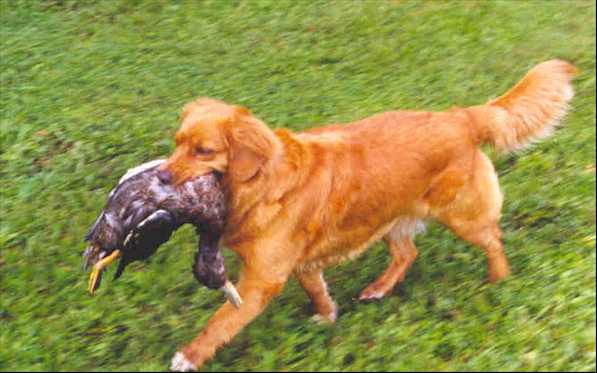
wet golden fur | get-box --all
[163,60,577,370]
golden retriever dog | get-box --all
[163,60,577,371]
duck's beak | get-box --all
[87,250,121,295]
[221,280,243,308]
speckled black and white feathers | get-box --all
[83,159,228,288]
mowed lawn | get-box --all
[1,0,595,371]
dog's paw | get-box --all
[311,313,335,325]
[170,352,197,372]
[310,305,337,325]
[311,301,338,325]
[358,287,387,301]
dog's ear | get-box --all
[225,112,275,182]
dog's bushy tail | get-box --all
[467,60,578,154]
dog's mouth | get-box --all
[82,245,121,295]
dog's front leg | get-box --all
[171,266,287,371]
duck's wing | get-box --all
[113,209,180,280]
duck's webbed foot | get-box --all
[87,250,121,295]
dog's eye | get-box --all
[194,146,214,156]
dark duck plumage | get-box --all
[83,159,241,307]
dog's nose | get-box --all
[157,169,173,184]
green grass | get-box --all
[1,0,595,371]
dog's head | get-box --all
[160,98,278,185]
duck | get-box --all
[83,159,241,307]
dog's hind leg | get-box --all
[296,269,337,323]
[435,151,510,283]
[445,219,510,283]
[359,223,419,301]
